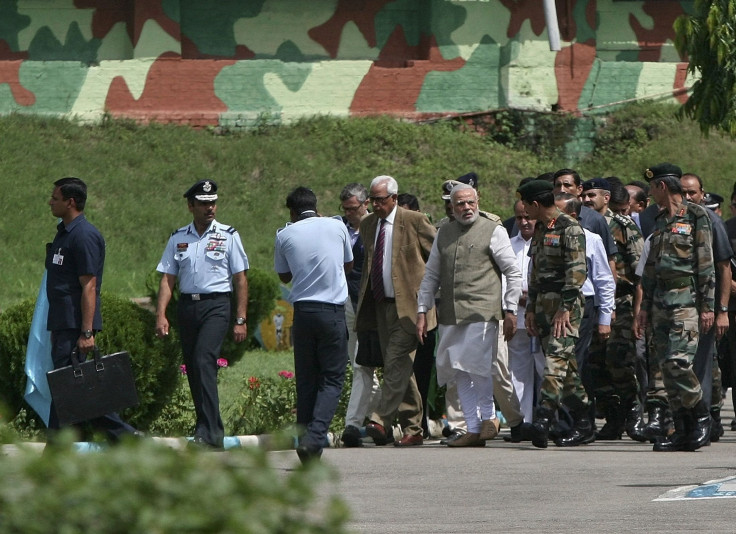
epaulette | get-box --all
[226,226,236,234]
[612,213,629,227]
[170,227,186,237]
[479,210,502,223]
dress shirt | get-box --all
[375,205,397,299]
[582,228,615,326]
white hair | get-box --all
[371,175,398,195]
[450,183,477,201]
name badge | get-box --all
[53,253,64,265]
[672,223,692,235]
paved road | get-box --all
[269,405,736,533]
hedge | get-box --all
[0,292,181,431]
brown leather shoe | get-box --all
[479,418,500,441]
[365,422,389,446]
[447,432,485,447]
[393,433,423,447]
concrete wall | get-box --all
[0,0,695,126]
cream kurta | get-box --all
[436,321,498,386]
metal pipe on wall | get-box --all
[543,0,561,51]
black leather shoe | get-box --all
[296,444,322,464]
[440,430,464,445]
[643,405,670,443]
[625,401,648,442]
[341,425,363,448]
[653,409,689,452]
[709,408,724,443]
[530,406,554,449]
[596,400,624,440]
[688,400,711,451]
[555,417,595,447]
[503,422,532,442]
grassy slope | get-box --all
[3,105,736,311]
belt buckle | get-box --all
[191,293,201,301]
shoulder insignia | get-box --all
[226,226,236,235]
[170,227,186,237]
[479,210,502,223]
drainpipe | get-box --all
[543,0,561,51]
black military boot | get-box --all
[503,421,533,442]
[555,414,596,447]
[653,408,690,452]
[688,399,711,451]
[625,400,648,442]
[530,406,554,449]
[709,407,724,443]
[643,405,669,443]
[595,399,624,440]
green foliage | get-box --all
[145,267,279,363]
[147,362,352,438]
[0,293,180,431]
[225,372,298,436]
[0,435,350,533]
[146,374,196,438]
[674,0,736,135]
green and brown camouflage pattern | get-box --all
[528,209,588,410]
[0,0,696,125]
[641,200,715,410]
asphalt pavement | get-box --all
[269,400,736,533]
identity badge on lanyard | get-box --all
[52,249,64,265]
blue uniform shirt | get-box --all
[46,214,104,331]
[157,219,249,294]
[274,216,352,304]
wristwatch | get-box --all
[82,329,94,339]
[235,317,246,325]
[719,305,729,313]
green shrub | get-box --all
[146,267,280,364]
[222,366,353,437]
[0,293,181,432]
[225,371,298,436]
[0,435,350,533]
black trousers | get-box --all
[48,329,137,441]
[178,295,230,448]
[292,301,347,451]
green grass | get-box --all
[3,104,736,312]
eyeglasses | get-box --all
[369,194,392,204]
[341,205,360,213]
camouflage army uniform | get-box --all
[528,210,589,411]
[589,210,644,417]
[641,201,715,412]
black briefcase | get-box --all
[46,347,139,426]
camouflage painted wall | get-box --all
[0,0,694,126]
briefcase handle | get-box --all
[70,345,105,376]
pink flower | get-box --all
[217,358,228,368]
[179,364,187,375]
[278,370,294,379]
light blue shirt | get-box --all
[582,229,615,326]
[157,219,249,294]
[274,216,353,304]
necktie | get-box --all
[371,219,386,302]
